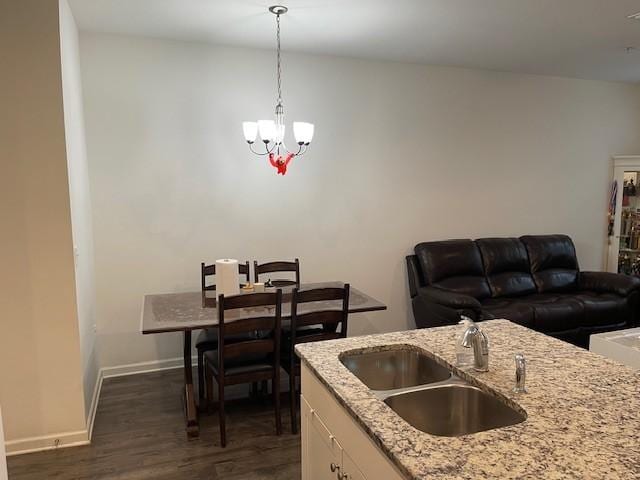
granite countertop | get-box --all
[295,320,640,479]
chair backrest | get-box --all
[201,261,251,291]
[253,258,300,287]
[289,284,350,357]
[217,290,283,377]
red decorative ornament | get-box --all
[269,152,295,175]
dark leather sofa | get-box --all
[406,235,640,347]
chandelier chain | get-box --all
[276,13,282,105]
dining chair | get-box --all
[196,261,251,406]
[282,283,350,434]
[204,290,283,447]
[254,258,300,287]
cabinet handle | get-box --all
[330,462,339,472]
[338,472,349,480]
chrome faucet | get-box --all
[514,353,527,393]
[460,324,489,372]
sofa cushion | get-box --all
[415,240,491,299]
[476,238,536,298]
[572,292,628,328]
[480,298,535,328]
[520,235,579,293]
[518,294,584,332]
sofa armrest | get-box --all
[406,255,423,298]
[579,271,640,296]
[417,286,482,311]
[411,295,478,328]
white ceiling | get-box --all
[69,0,640,83]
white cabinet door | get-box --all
[341,450,367,480]
[302,397,342,480]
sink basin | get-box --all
[384,384,526,436]
[340,348,451,390]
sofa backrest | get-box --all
[476,238,536,298]
[519,235,579,293]
[414,239,491,299]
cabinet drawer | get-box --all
[342,449,367,480]
[302,395,343,480]
[304,395,342,452]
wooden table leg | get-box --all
[183,330,199,438]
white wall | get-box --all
[59,0,98,423]
[0,0,88,453]
[79,32,640,369]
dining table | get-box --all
[140,281,387,437]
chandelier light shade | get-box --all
[242,122,258,143]
[242,5,314,175]
[293,122,314,144]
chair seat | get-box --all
[204,349,274,376]
[196,329,257,351]
[196,329,219,350]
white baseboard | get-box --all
[84,357,191,440]
[6,354,290,457]
[1,407,8,480]
[7,356,194,457]
[86,368,104,440]
[5,430,89,457]
[101,356,196,379]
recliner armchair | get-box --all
[407,235,640,347]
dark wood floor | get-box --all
[7,369,301,479]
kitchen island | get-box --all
[296,320,640,479]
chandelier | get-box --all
[242,5,314,175]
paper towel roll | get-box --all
[216,259,240,297]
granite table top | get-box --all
[141,281,386,334]
[296,320,640,479]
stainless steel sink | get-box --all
[340,348,451,390]
[384,384,526,436]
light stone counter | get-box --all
[296,320,640,479]
[590,327,640,370]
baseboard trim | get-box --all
[101,356,196,379]
[86,368,104,440]
[7,356,198,456]
[5,430,89,457]
[87,357,187,439]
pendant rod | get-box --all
[276,12,282,106]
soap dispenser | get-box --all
[456,316,475,370]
